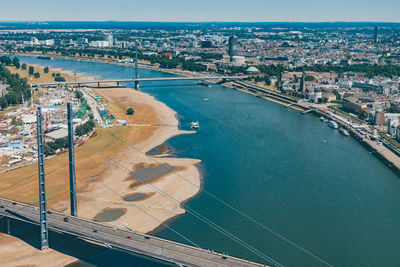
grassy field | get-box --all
[0,87,158,211]
[6,64,74,84]
[0,126,128,207]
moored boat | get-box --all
[339,128,350,136]
[328,120,338,129]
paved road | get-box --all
[31,76,248,87]
[0,198,267,267]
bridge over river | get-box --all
[0,198,267,267]
[30,76,248,89]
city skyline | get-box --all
[1,0,400,22]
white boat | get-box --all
[320,117,328,123]
[328,120,338,129]
[191,121,199,129]
[339,128,350,136]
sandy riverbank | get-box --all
[73,87,202,233]
[0,65,201,265]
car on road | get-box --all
[126,235,133,239]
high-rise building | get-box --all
[299,69,306,92]
[374,111,385,126]
[373,27,378,44]
[228,36,238,61]
[106,34,114,46]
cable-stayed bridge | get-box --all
[0,104,273,267]
[0,198,265,267]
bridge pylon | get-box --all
[36,107,49,251]
[67,103,77,216]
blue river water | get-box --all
[12,56,400,266]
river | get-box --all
[9,55,400,267]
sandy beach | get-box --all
[73,87,201,233]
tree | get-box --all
[126,107,134,115]
[75,119,95,136]
[75,90,83,99]
[28,66,34,76]
[305,75,315,81]
[12,57,20,69]
[358,110,369,120]
[332,89,341,100]
[0,97,7,110]
[34,72,40,79]
[318,97,328,104]
[44,66,49,73]
[21,63,27,70]
[54,76,66,82]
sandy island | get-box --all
[0,64,202,266]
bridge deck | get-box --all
[31,76,248,87]
[0,198,266,267]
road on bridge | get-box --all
[0,198,267,267]
[31,76,248,87]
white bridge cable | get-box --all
[83,141,282,267]
[104,128,332,267]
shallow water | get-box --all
[123,193,151,202]
[135,164,174,182]
[93,208,126,223]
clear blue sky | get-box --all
[2,0,399,22]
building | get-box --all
[43,39,54,46]
[374,111,385,126]
[106,34,114,46]
[299,69,306,92]
[343,97,368,113]
[396,126,400,142]
[228,36,238,61]
[90,41,110,48]
[44,128,68,142]
[54,39,64,46]
[231,56,245,66]
[322,92,337,102]
[374,27,378,44]
[245,66,260,76]
[387,118,399,135]
[77,38,88,46]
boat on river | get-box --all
[191,121,199,129]
[328,120,339,129]
[339,128,350,136]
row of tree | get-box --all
[44,137,68,156]
[0,57,31,110]
[75,119,95,136]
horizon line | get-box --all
[0,20,400,24]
